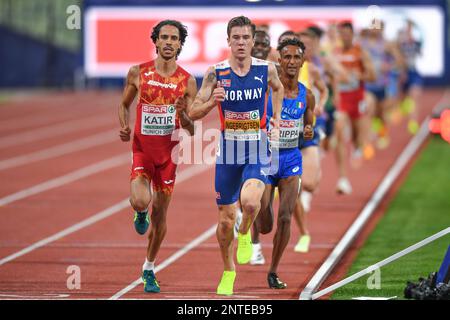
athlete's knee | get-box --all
[277,208,292,226]
[130,196,150,212]
[218,218,234,234]
[218,207,235,232]
[259,223,273,235]
[241,199,260,215]
[302,173,321,192]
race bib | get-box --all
[338,72,360,92]
[224,110,261,141]
[141,104,176,136]
[273,118,303,149]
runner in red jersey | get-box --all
[118,20,197,293]
[334,21,375,195]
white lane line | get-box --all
[299,91,449,300]
[0,115,114,149]
[0,162,213,267]
[0,129,117,170]
[0,293,70,299]
[0,153,129,207]
[311,227,450,300]
[109,224,217,300]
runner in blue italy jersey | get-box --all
[255,38,315,289]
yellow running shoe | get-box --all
[237,231,253,264]
[408,119,420,135]
[376,136,390,150]
[294,235,311,253]
[216,270,236,296]
[400,97,415,115]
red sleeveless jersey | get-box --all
[337,44,365,98]
[133,60,190,153]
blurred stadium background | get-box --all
[0,0,449,89]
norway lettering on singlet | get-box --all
[267,82,308,150]
[215,58,270,164]
[134,60,190,152]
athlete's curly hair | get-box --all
[277,38,306,55]
[151,20,188,59]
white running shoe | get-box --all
[351,148,363,168]
[300,191,313,213]
[233,208,243,239]
[250,242,265,265]
[336,177,352,195]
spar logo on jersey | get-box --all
[224,110,259,121]
[280,120,296,128]
[142,105,175,114]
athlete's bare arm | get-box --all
[118,65,139,142]
[188,66,223,121]
[385,41,406,70]
[361,49,376,82]
[268,62,284,122]
[323,55,350,83]
[175,75,197,136]
[310,64,328,115]
[303,88,316,140]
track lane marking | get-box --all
[0,130,119,170]
[0,162,214,267]
[0,153,129,207]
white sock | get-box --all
[301,190,313,213]
[252,242,261,250]
[142,258,155,271]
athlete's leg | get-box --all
[215,162,241,295]
[293,193,308,236]
[146,190,171,262]
[130,175,152,212]
[236,178,266,265]
[301,146,321,193]
[334,111,353,194]
[334,111,349,179]
[217,203,237,271]
[239,178,266,235]
[255,184,275,236]
[270,175,299,275]
[130,175,152,235]
[250,184,274,266]
[407,84,422,134]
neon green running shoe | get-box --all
[216,270,236,296]
[237,231,252,264]
[134,211,149,235]
[400,97,415,115]
[408,119,420,135]
[142,270,160,293]
[294,235,311,253]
